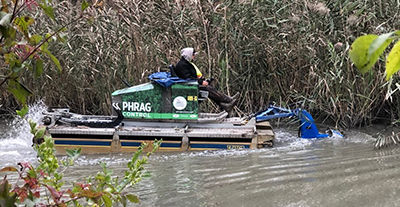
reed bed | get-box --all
[2,0,400,128]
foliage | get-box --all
[0,0,88,107]
[0,117,161,206]
[349,31,400,80]
[349,31,400,125]
[1,0,162,206]
[349,31,400,148]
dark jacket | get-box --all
[175,57,203,85]
[175,57,197,79]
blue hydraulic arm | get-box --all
[255,105,295,122]
[255,105,343,139]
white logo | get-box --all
[112,103,121,110]
[173,96,187,110]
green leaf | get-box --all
[81,1,90,11]
[45,33,52,40]
[116,179,128,192]
[39,4,55,21]
[368,32,394,57]
[16,105,29,117]
[44,50,62,72]
[54,172,61,180]
[27,168,37,179]
[35,59,43,77]
[5,54,20,69]
[49,53,61,72]
[142,171,151,178]
[348,35,378,73]
[120,195,127,207]
[0,12,11,38]
[7,79,33,105]
[0,13,11,26]
[25,16,35,26]
[65,148,81,160]
[386,41,400,80]
[40,42,49,52]
[14,16,34,38]
[12,64,25,73]
[0,25,15,42]
[35,127,46,138]
[30,34,43,45]
[0,179,10,198]
[56,33,67,43]
[102,195,112,207]
[0,25,9,38]
[349,34,392,74]
[29,119,37,130]
[125,194,140,204]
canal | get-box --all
[1,104,399,206]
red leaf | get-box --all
[33,191,40,198]
[80,189,103,198]
[65,189,76,198]
[25,0,38,10]
[45,184,61,202]
[24,177,38,189]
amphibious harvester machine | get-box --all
[43,72,343,155]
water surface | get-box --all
[1,106,399,207]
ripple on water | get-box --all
[3,103,400,207]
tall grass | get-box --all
[2,0,400,127]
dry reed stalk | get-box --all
[0,0,396,127]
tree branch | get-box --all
[0,15,85,88]
[22,15,83,63]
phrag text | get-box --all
[122,102,151,112]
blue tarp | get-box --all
[148,72,195,88]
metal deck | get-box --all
[47,117,275,155]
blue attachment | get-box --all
[148,72,194,88]
[296,110,329,139]
[255,105,340,139]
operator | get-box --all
[174,47,239,112]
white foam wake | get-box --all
[0,100,48,167]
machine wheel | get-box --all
[42,116,52,125]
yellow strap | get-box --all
[190,62,202,79]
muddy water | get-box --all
[1,105,400,206]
